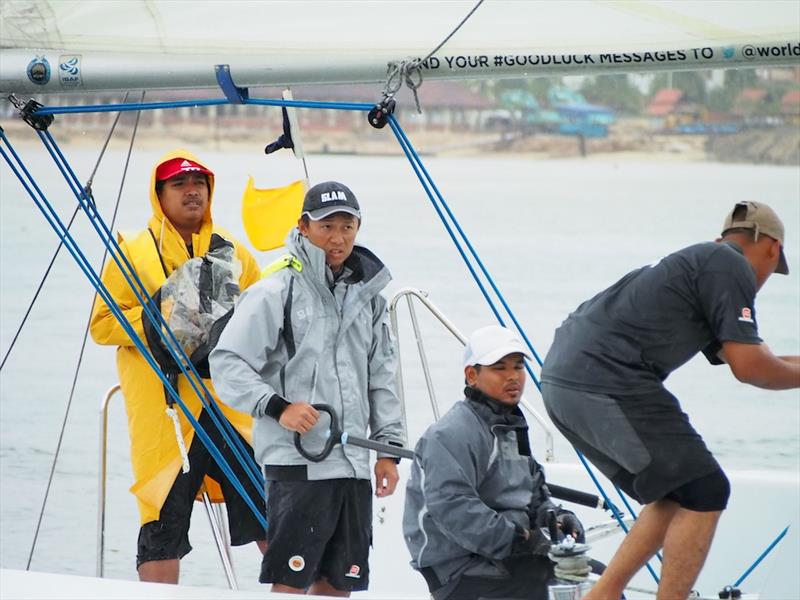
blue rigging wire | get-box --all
[24,93,636,568]
[0,133,266,530]
[388,115,545,368]
[13,94,754,592]
[37,129,264,492]
[38,129,264,491]
[733,525,789,588]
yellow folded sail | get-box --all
[242,177,305,251]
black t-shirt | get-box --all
[541,241,762,394]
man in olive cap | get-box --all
[541,201,798,600]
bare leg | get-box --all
[657,509,722,600]
[138,559,179,584]
[583,499,679,600]
[256,539,268,554]
[272,583,306,594]
[271,578,349,596]
[308,577,350,597]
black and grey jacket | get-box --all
[403,387,564,587]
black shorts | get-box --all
[432,556,552,600]
[542,382,722,504]
[260,478,372,591]
[136,409,267,568]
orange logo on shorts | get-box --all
[288,555,305,572]
[345,564,361,579]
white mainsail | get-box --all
[1,0,798,93]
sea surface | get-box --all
[1,141,798,597]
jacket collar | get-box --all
[286,228,389,289]
[464,386,531,456]
[464,386,526,423]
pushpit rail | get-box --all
[98,385,238,588]
[388,286,555,462]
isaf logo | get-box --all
[320,191,347,203]
[737,307,754,323]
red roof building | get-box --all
[781,90,800,116]
[646,89,684,116]
[732,88,769,116]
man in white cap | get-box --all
[541,201,799,600]
[403,325,583,600]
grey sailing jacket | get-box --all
[209,228,405,480]
[403,387,558,586]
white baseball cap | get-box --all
[463,325,532,368]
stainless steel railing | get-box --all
[97,384,238,588]
[388,287,555,462]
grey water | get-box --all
[1,144,798,597]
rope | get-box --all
[383,113,659,587]
[0,206,78,372]
[0,132,268,532]
[25,93,142,570]
[1,94,133,374]
[550,554,592,582]
[387,115,545,374]
[35,97,373,116]
[381,0,485,112]
[37,127,264,493]
[422,0,485,64]
[733,525,789,587]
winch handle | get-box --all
[293,403,340,463]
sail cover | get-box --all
[1,0,799,93]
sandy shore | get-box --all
[4,117,795,165]
[1,119,712,162]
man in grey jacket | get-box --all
[210,181,405,596]
[403,325,582,600]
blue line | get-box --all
[733,525,789,587]
[578,454,660,585]
[389,115,545,368]
[40,130,258,478]
[385,120,511,341]
[35,97,374,116]
[387,117,542,390]
[385,116,632,584]
[1,137,266,530]
[36,99,231,115]
[615,484,664,564]
[1,133,266,527]
[38,130,264,489]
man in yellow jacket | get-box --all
[90,150,266,583]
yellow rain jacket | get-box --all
[90,149,261,525]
